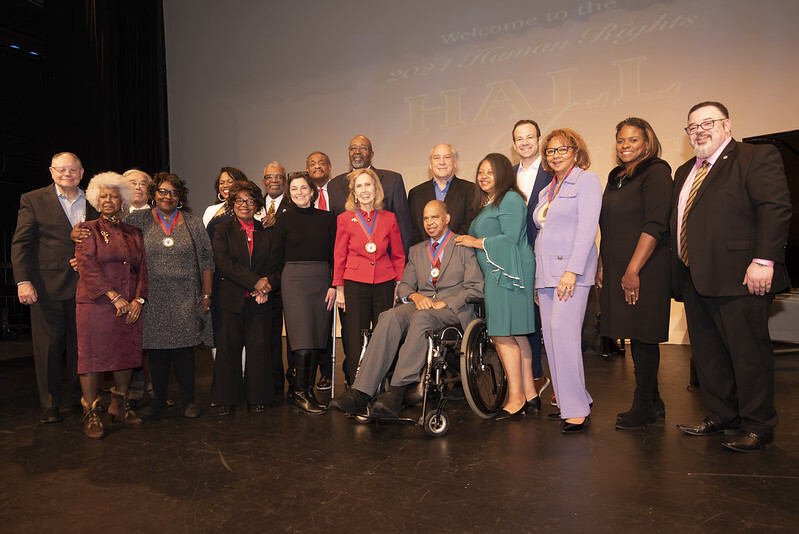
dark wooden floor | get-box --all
[1,337,798,533]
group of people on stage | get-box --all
[12,100,791,452]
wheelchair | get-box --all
[352,297,507,437]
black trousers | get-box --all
[342,279,395,383]
[269,291,286,390]
[30,299,80,408]
[682,268,777,437]
[212,300,275,405]
[147,346,195,409]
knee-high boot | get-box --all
[289,350,326,414]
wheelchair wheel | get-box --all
[460,318,507,419]
[423,409,449,437]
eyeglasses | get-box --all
[51,166,81,174]
[264,174,286,181]
[544,146,573,156]
[156,188,180,197]
[348,145,371,153]
[684,118,725,135]
[234,198,256,206]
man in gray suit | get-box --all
[329,200,483,418]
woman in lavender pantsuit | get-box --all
[533,129,602,434]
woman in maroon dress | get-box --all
[76,172,148,439]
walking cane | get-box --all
[330,308,337,399]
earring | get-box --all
[217,192,224,202]
[177,202,184,209]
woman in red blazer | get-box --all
[333,168,405,384]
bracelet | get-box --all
[202,294,212,300]
[134,297,146,305]
[110,294,121,304]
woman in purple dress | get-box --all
[75,172,148,439]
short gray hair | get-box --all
[86,172,135,211]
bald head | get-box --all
[423,200,451,241]
[348,135,374,169]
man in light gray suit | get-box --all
[329,200,483,418]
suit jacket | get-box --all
[407,176,476,245]
[330,167,413,254]
[670,139,792,299]
[397,233,484,329]
[212,218,284,314]
[11,185,99,301]
[533,167,602,288]
[332,209,405,286]
[514,162,553,248]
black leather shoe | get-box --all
[524,396,541,415]
[562,419,588,434]
[722,432,772,453]
[216,405,234,416]
[40,407,63,424]
[316,376,332,391]
[495,404,526,421]
[328,389,369,416]
[676,418,726,436]
[371,391,404,419]
[547,411,562,421]
[248,404,265,413]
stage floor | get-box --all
[1,338,798,533]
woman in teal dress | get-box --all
[455,153,539,420]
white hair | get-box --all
[85,172,135,211]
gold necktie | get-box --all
[680,160,710,266]
[267,199,276,217]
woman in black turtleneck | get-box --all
[275,171,337,414]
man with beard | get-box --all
[407,143,475,245]
[673,101,791,452]
[329,135,412,255]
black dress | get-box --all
[599,157,672,344]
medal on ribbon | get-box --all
[156,208,178,247]
[356,209,379,253]
[428,230,451,279]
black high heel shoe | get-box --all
[524,396,541,415]
[494,404,526,421]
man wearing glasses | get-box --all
[256,161,289,227]
[672,101,792,452]
[329,135,413,255]
[11,152,99,423]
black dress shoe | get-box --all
[216,405,235,416]
[676,418,727,436]
[248,404,265,413]
[524,396,541,415]
[328,388,369,416]
[40,407,63,424]
[547,411,562,421]
[371,391,404,419]
[494,404,525,421]
[316,376,332,391]
[722,432,773,453]
[562,419,588,434]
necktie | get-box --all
[268,199,276,217]
[318,188,327,211]
[432,241,440,287]
[680,160,710,266]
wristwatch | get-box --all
[134,297,146,305]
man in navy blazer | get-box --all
[407,143,476,245]
[329,200,483,418]
[673,101,792,452]
[512,119,553,397]
[12,152,99,423]
[329,135,412,255]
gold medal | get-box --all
[365,242,377,253]
[430,267,440,278]
[163,237,174,247]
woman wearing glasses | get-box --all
[275,172,336,414]
[126,172,214,418]
[532,129,602,433]
[210,180,284,416]
[597,118,672,429]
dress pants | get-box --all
[30,299,80,408]
[343,279,395,383]
[269,291,286,390]
[352,303,460,396]
[527,303,544,378]
[681,268,777,437]
[212,299,275,406]
[538,286,593,419]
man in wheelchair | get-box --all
[330,200,483,418]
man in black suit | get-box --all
[255,161,290,394]
[673,101,792,452]
[329,134,412,255]
[12,152,99,423]
[407,143,475,245]
[512,119,552,398]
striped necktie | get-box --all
[680,160,710,266]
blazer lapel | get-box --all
[43,185,74,228]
